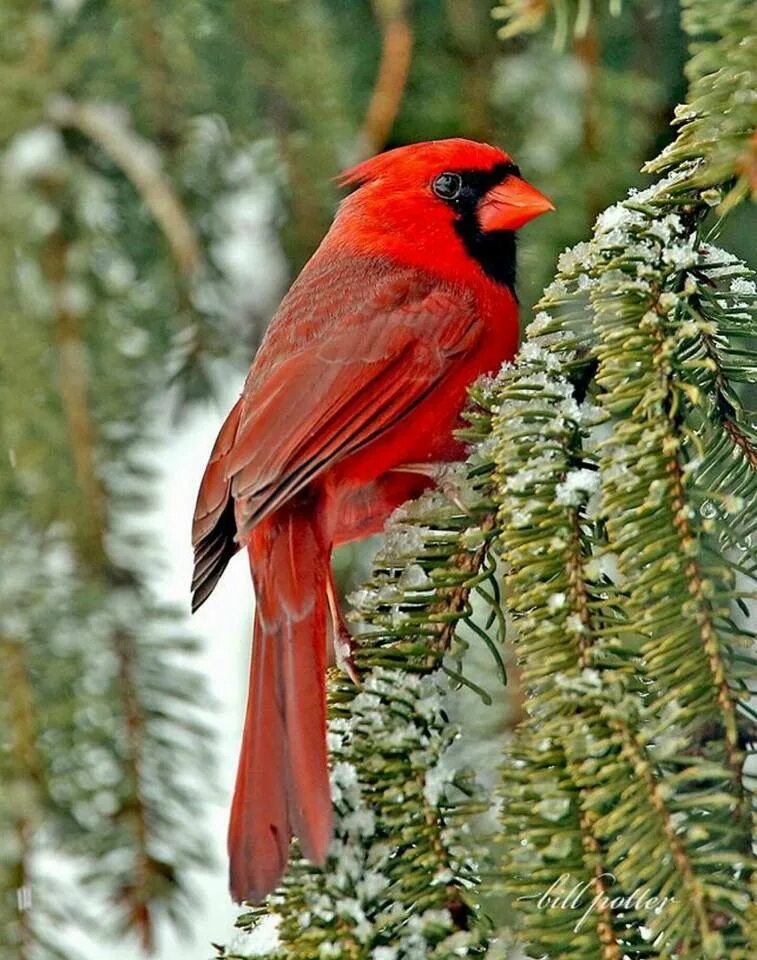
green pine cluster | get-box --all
[225,0,755,957]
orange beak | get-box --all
[477,176,554,232]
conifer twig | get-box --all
[48,97,201,277]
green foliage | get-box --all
[492,0,623,47]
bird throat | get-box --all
[453,220,517,291]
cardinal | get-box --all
[191,138,553,902]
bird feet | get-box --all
[327,573,361,685]
[333,620,361,686]
[392,461,473,515]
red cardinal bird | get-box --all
[191,139,552,902]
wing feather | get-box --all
[191,257,480,609]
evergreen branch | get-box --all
[231,0,349,267]
[490,1,755,956]
[47,97,202,277]
[644,0,757,207]
[724,418,757,470]
[491,0,623,45]
[42,216,161,951]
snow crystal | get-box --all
[377,583,401,603]
[663,241,698,270]
[424,761,453,806]
[565,613,586,635]
[377,524,427,560]
[357,870,390,901]
[543,277,568,299]
[398,563,432,591]
[228,916,281,957]
[3,126,66,180]
[731,276,756,295]
[576,398,605,426]
[342,807,376,839]
[330,761,360,805]
[646,213,684,245]
[346,587,377,611]
[519,339,561,371]
[556,240,596,275]
[351,691,382,714]
[595,203,644,234]
[372,947,399,960]
[554,468,600,506]
[534,796,571,822]
[528,311,554,335]
[548,593,566,612]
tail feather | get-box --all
[227,504,332,903]
[228,614,289,902]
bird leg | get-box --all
[391,462,473,516]
[326,569,361,685]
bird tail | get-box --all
[228,501,333,903]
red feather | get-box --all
[191,138,552,902]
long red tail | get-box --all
[228,503,333,903]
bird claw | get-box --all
[334,624,361,686]
[327,572,361,685]
[392,462,474,516]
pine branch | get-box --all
[492,0,623,46]
[42,208,169,952]
[48,98,201,278]
[0,7,218,950]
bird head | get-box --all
[331,138,553,288]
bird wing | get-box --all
[191,258,481,608]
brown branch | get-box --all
[0,636,41,960]
[114,627,155,954]
[578,809,622,960]
[48,98,201,278]
[360,0,414,156]
[435,514,496,657]
[724,416,757,470]
[666,451,745,783]
[612,717,718,945]
[44,228,109,568]
[648,298,746,794]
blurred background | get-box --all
[0,2,753,958]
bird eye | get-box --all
[432,172,462,201]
